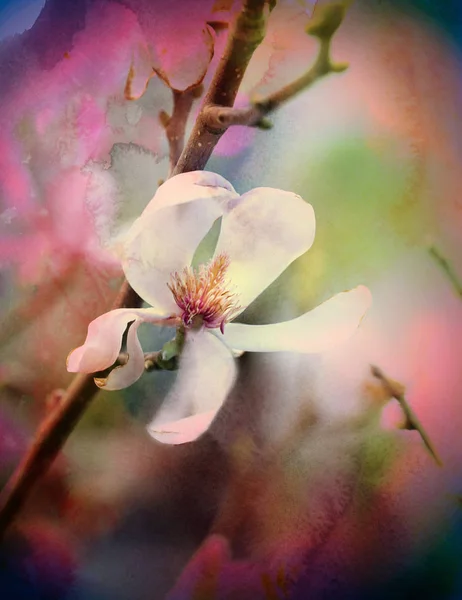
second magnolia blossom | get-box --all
[67,171,371,444]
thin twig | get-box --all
[428,245,462,298]
[0,0,269,539]
[370,365,443,467]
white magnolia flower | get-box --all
[67,171,371,445]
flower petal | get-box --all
[147,330,236,444]
[218,286,372,353]
[214,187,315,311]
[122,172,239,312]
[94,319,145,391]
[138,171,238,217]
[147,411,219,446]
[67,307,169,373]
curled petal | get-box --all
[214,187,315,312]
[147,330,236,445]
[67,308,170,374]
[122,172,239,312]
[94,320,145,391]
[219,286,372,353]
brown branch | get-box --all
[0,282,143,538]
[370,365,443,467]
[172,0,270,175]
[0,0,269,539]
[203,25,347,130]
[160,85,204,176]
[0,374,97,536]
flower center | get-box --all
[167,253,241,333]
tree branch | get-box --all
[172,0,270,174]
[0,283,143,538]
[203,3,348,130]
[160,85,204,176]
[0,0,269,539]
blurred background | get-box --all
[0,0,461,598]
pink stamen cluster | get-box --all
[168,253,241,333]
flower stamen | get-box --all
[168,253,241,331]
